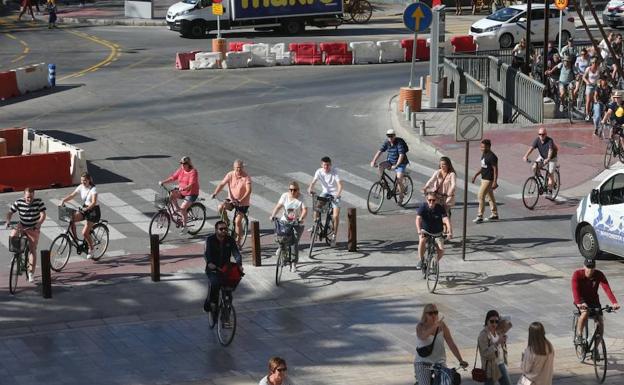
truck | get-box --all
[166,0,344,38]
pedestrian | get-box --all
[18,0,37,21]
[518,322,554,385]
[259,357,296,385]
[471,139,499,224]
[455,0,462,15]
[46,0,57,29]
[476,310,512,385]
[414,303,468,385]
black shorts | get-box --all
[82,205,101,223]
[235,205,249,215]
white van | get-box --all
[572,169,624,259]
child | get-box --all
[46,0,57,29]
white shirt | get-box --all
[259,375,296,385]
[74,184,97,206]
[277,193,305,221]
[313,167,340,195]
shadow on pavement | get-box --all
[0,84,83,107]
[86,160,132,184]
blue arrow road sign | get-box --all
[403,2,433,33]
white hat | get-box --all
[386,129,396,136]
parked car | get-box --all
[571,169,624,259]
[469,4,576,49]
[603,0,624,28]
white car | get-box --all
[469,4,576,49]
[603,0,624,28]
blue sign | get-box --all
[403,2,432,33]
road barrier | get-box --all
[14,63,49,94]
[242,43,277,67]
[228,41,253,52]
[320,42,352,65]
[289,42,323,65]
[377,40,405,63]
[175,51,198,70]
[401,38,429,62]
[270,43,294,66]
[0,128,25,155]
[190,52,221,70]
[223,51,251,69]
[349,41,379,64]
[0,151,72,192]
[0,71,20,100]
[450,35,477,53]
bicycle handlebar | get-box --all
[579,304,616,313]
[420,229,446,238]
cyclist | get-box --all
[571,259,620,344]
[582,58,601,121]
[573,48,589,78]
[59,172,101,259]
[546,55,576,112]
[415,192,452,270]
[212,159,252,247]
[370,129,409,205]
[5,187,46,283]
[600,90,624,150]
[522,127,558,199]
[203,220,243,319]
[308,156,343,247]
[269,181,308,265]
[259,357,295,385]
[593,76,612,136]
[422,156,456,217]
[560,37,577,63]
[159,156,199,234]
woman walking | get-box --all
[518,322,554,385]
[477,310,512,385]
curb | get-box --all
[59,16,166,26]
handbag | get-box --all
[471,345,487,383]
[517,375,534,385]
[416,327,439,357]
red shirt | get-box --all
[571,269,617,305]
[168,167,199,196]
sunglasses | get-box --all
[489,319,499,324]
[289,188,298,192]
[427,199,436,202]
[538,133,546,136]
[427,310,439,315]
[387,135,396,138]
[275,367,287,373]
[217,227,228,231]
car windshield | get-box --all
[487,7,523,22]
[182,0,199,4]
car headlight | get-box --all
[483,25,501,33]
[181,10,190,15]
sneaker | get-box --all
[472,216,483,224]
[27,272,34,283]
[416,260,424,270]
[330,234,337,247]
[86,253,93,260]
[585,115,591,122]
[559,104,564,112]
[484,215,499,221]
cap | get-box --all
[584,258,596,268]
[386,129,396,136]
[180,156,191,164]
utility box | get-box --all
[429,5,446,108]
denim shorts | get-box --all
[319,192,340,209]
[183,194,198,203]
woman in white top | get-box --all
[258,356,296,385]
[583,58,601,121]
[477,310,511,385]
[422,157,457,216]
[269,181,307,264]
[519,322,554,385]
[60,172,100,259]
[414,303,468,385]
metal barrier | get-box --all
[443,59,464,98]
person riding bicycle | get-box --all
[212,159,252,248]
[593,76,612,136]
[59,172,101,259]
[159,156,199,234]
[5,187,46,283]
[415,192,452,270]
[522,127,558,199]
[203,220,243,319]
[269,181,308,265]
[370,129,409,205]
[571,259,620,344]
[422,157,456,217]
[308,156,343,247]
[560,37,577,64]
[600,90,624,149]
[546,55,576,111]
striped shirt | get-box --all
[10,198,46,228]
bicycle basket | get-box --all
[154,192,170,209]
[58,206,77,223]
[221,263,243,289]
[8,236,27,253]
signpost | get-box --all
[455,94,484,261]
[554,0,568,52]
[213,0,223,38]
[403,2,433,88]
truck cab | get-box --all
[166,0,230,38]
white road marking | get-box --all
[98,193,150,233]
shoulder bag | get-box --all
[416,327,439,358]
[471,344,487,383]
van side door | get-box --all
[594,173,624,255]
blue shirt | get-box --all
[417,203,447,234]
[379,138,408,165]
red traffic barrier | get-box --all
[0,128,25,156]
[175,52,199,70]
[450,35,477,53]
[228,41,253,52]
[0,152,72,192]
[0,71,20,100]
[289,42,322,65]
[401,38,429,61]
[320,42,353,65]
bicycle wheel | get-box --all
[397,175,414,207]
[217,295,236,346]
[426,254,439,293]
[522,177,540,210]
[239,215,249,247]
[323,217,335,246]
[50,234,72,272]
[367,181,385,214]
[350,0,372,24]
[551,169,561,200]
[308,222,318,258]
[275,246,284,287]
[90,223,109,261]
[618,141,624,163]
[573,313,588,362]
[567,95,574,124]
[9,255,19,294]
[604,140,614,169]
[593,334,608,383]
[186,202,206,235]
[149,210,170,242]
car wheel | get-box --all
[578,225,600,259]
[558,30,571,46]
[190,21,206,38]
[499,33,514,49]
[281,20,304,35]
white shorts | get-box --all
[536,156,557,174]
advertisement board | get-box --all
[232,0,343,20]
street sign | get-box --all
[553,0,568,11]
[212,3,223,15]
[403,2,433,33]
[455,94,483,142]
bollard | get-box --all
[419,120,426,136]
[48,64,56,87]
[405,104,411,121]
[150,234,160,282]
[41,250,52,298]
[347,208,357,252]
[251,220,261,266]
[411,112,418,129]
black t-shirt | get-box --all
[417,203,447,234]
[480,151,498,181]
[531,136,557,159]
[596,85,611,105]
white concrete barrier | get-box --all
[270,43,294,66]
[223,52,251,69]
[189,52,220,69]
[349,41,379,64]
[242,43,276,67]
[377,41,405,63]
[14,63,49,94]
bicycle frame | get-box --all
[312,195,334,242]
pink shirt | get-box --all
[222,170,252,206]
[169,167,199,196]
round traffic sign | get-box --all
[554,0,568,11]
[403,2,433,33]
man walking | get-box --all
[471,139,499,224]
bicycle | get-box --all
[207,263,244,346]
[215,197,249,248]
[521,159,561,210]
[572,305,616,383]
[421,229,445,294]
[602,123,624,169]
[149,185,206,243]
[307,193,335,258]
[367,166,414,214]
[343,0,372,24]
[273,218,299,286]
[49,205,110,272]
[7,226,30,295]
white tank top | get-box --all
[414,327,446,364]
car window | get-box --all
[486,7,523,22]
[600,175,616,205]
[549,9,560,18]
[531,9,545,19]
[611,174,624,205]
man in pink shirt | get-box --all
[212,159,252,247]
[159,156,200,233]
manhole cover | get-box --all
[560,141,584,149]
